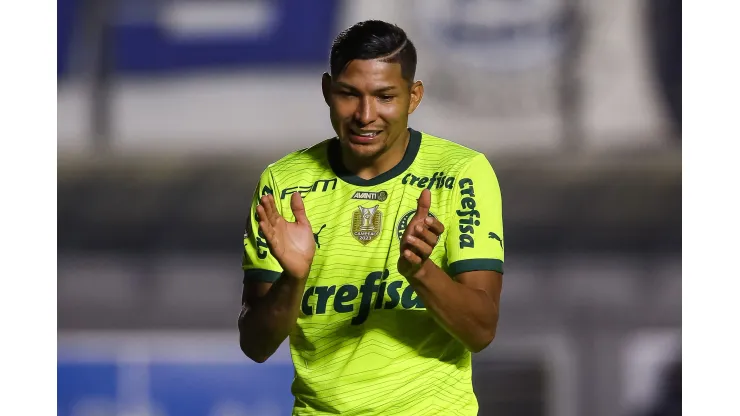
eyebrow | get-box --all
[334,82,398,94]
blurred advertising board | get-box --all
[58,332,295,416]
[57,0,340,77]
[59,331,579,416]
[57,0,669,155]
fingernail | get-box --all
[408,235,416,242]
[425,217,433,225]
[416,225,423,233]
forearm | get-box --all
[407,262,499,352]
[238,273,307,362]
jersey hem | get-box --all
[243,269,282,283]
[448,259,504,276]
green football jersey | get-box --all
[242,129,505,416]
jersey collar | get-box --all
[328,128,421,187]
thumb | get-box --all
[414,189,431,220]
[290,192,310,225]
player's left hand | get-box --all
[398,189,445,278]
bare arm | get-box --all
[238,192,315,363]
[238,274,308,363]
[406,266,502,352]
[398,188,503,352]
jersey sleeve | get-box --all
[242,167,284,283]
[445,154,505,276]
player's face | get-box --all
[323,59,423,162]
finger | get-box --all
[405,234,434,260]
[259,220,275,244]
[412,223,439,247]
[268,194,282,224]
[256,206,274,237]
[403,248,423,266]
[259,194,272,218]
[260,216,284,253]
[255,204,267,226]
[423,216,445,236]
[414,189,431,221]
[290,192,310,226]
[261,194,281,225]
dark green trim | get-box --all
[243,269,282,283]
[448,259,504,276]
[327,128,421,187]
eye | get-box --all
[378,95,394,102]
[336,90,357,98]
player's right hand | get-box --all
[256,192,315,280]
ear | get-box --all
[322,72,332,106]
[408,80,424,115]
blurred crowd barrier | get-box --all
[57,1,681,416]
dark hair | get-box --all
[330,20,417,84]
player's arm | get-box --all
[238,170,315,363]
[239,270,309,363]
[404,261,501,353]
[399,154,504,352]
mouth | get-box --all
[347,128,382,144]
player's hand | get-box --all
[398,189,445,278]
[256,192,315,280]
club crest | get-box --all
[351,205,383,245]
[397,210,438,241]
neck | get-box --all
[342,130,410,180]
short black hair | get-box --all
[330,20,417,84]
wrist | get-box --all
[410,259,437,280]
[283,268,311,281]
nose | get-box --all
[354,96,377,126]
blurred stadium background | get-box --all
[57,0,681,415]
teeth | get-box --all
[355,131,379,137]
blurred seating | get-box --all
[58,152,681,254]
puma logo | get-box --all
[314,224,327,248]
[488,232,504,248]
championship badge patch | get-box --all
[352,205,383,244]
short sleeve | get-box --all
[242,168,284,283]
[445,154,505,276]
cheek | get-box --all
[334,101,360,120]
[329,104,349,126]
[329,107,341,123]
[378,103,408,124]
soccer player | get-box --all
[239,20,504,416]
